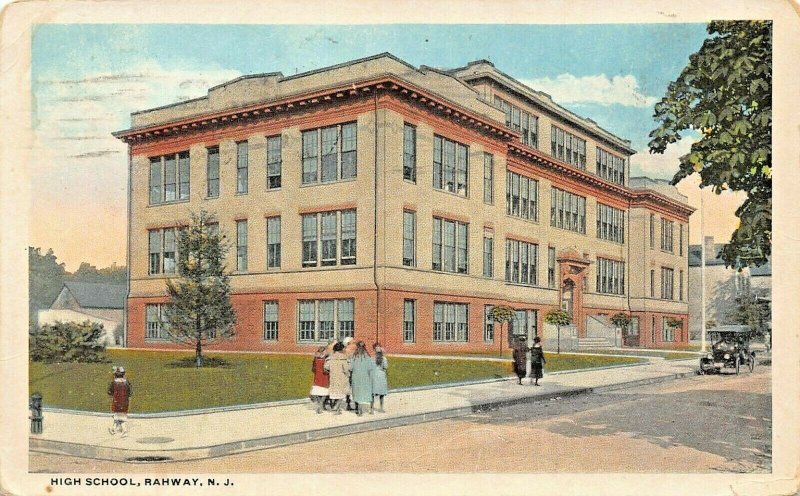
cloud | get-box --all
[631,138,695,180]
[522,73,658,108]
[30,62,242,269]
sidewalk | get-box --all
[30,359,699,462]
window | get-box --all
[263,301,279,341]
[403,210,416,267]
[505,239,538,286]
[267,217,281,269]
[484,153,494,204]
[207,147,219,198]
[679,224,684,256]
[149,151,190,204]
[297,299,355,342]
[550,125,586,168]
[302,123,357,185]
[236,220,248,272]
[433,302,468,342]
[432,217,469,274]
[661,218,674,252]
[596,258,625,295]
[679,270,684,300]
[321,212,337,266]
[483,230,494,278]
[506,171,538,221]
[236,141,249,194]
[629,317,640,336]
[433,135,468,196]
[301,209,357,268]
[145,304,169,340]
[403,300,416,343]
[494,96,538,147]
[597,204,625,243]
[550,187,586,234]
[148,228,178,275]
[301,214,318,267]
[548,246,556,288]
[484,305,494,342]
[267,135,282,189]
[510,310,537,338]
[650,269,655,297]
[403,124,416,182]
[662,318,676,342]
[661,267,674,299]
[596,148,626,185]
[650,214,655,249]
[340,210,356,265]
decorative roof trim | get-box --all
[113,75,518,144]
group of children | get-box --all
[310,337,389,416]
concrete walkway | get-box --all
[30,359,699,462]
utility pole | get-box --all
[700,189,707,353]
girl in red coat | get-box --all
[310,347,330,413]
[107,366,132,437]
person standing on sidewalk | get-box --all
[310,346,330,413]
[324,342,351,415]
[343,336,357,411]
[371,343,389,413]
[512,336,528,385]
[531,336,546,386]
[350,341,375,416]
[107,366,132,437]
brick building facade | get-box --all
[114,53,693,353]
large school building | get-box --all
[114,53,693,353]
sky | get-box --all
[30,23,746,271]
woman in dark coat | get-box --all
[531,336,546,386]
[512,336,528,385]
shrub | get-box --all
[29,321,110,363]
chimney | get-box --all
[703,236,715,260]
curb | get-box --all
[30,369,695,463]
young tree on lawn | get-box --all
[727,288,770,333]
[165,211,236,367]
[611,312,632,346]
[648,21,772,268]
[545,309,572,354]
[489,305,515,357]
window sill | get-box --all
[147,199,190,208]
[300,177,358,188]
[549,224,587,236]
[206,195,220,200]
[433,188,469,200]
[403,179,417,185]
[506,214,539,225]
[300,264,359,271]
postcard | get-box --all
[1,1,798,495]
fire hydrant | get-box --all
[29,393,43,434]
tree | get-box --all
[164,211,236,367]
[727,288,770,333]
[610,312,631,333]
[69,262,127,285]
[489,305,515,357]
[28,247,67,326]
[648,21,771,268]
[545,309,572,354]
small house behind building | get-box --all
[37,281,126,347]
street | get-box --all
[30,365,771,473]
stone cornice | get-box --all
[113,75,518,144]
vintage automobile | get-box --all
[699,325,756,375]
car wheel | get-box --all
[735,358,740,375]
[748,354,755,372]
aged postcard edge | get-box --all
[0,0,798,495]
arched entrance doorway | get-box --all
[556,248,591,337]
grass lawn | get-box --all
[30,349,640,413]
